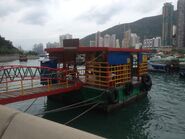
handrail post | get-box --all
[21,80,24,95]
[66,80,68,87]
[6,77,8,92]
[31,79,33,88]
[47,79,50,91]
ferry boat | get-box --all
[19,55,28,62]
[42,39,152,112]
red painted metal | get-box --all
[0,82,83,105]
[78,47,151,53]
[0,65,66,83]
[45,47,151,53]
[1,65,64,71]
[0,65,83,104]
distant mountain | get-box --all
[0,36,19,54]
[80,11,177,46]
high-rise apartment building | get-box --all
[59,34,72,47]
[46,42,59,48]
[92,32,117,47]
[177,0,185,48]
[104,34,111,47]
[95,31,101,47]
[130,33,140,48]
[99,37,104,47]
[33,43,44,54]
[90,41,95,47]
[116,39,120,48]
[162,3,174,46]
[143,37,161,48]
[122,30,140,48]
[111,34,116,48]
[154,37,162,47]
[123,30,131,48]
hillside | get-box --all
[80,11,177,46]
[0,36,19,54]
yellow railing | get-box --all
[0,78,69,96]
[85,62,131,88]
[138,62,148,76]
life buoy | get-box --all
[125,83,133,96]
[141,74,152,91]
[106,89,118,104]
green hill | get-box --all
[0,36,19,54]
[80,11,177,46]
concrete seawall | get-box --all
[0,55,39,62]
[0,55,19,62]
[0,105,104,139]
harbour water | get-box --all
[1,60,185,139]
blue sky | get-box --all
[0,0,177,50]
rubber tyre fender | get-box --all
[125,83,133,96]
[141,74,152,91]
[106,89,119,104]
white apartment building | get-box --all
[59,34,73,47]
[46,42,59,48]
[93,32,116,47]
[95,31,101,47]
[154,37,161,47]
[130,33,140,48]
[143,39,154,48]
[122,30,140,48]
[122,30,131,48]
[104,34,111,47]
[143,37,161,48]
[99,37,104,47]
[90,41,95,47]
[111,34,116,48]
[116,39,120,48]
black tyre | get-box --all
[141,74,152,91]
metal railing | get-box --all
[0,65,75,97]
[85,62,132,88]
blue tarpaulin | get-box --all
[108,52,130,65]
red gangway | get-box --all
[0,65,83,104]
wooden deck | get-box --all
[0,83,82,104]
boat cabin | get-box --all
[45,39,149,89]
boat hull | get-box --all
[19,55,28,62]
[47,83,148,112]
[179,68,185,78]
[148,62,166,72]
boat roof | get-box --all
[45,47,151,53]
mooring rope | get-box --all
[64,102,101,125]
[35,92,105,116]
[36,102,97,116]
[24,98,38,112]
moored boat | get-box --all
[42,39,152,112]
[148,57,179,73]
[19,55,28,62]
[179,58,185,78]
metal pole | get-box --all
[6,77,8,92]
[47,79,50,91]
[21,80,24,95]
[31,79,33,88]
